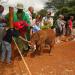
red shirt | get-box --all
[68,20,72,30]
[13,20,29,37]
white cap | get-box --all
[8,4,15,8]
[17,3,24,9]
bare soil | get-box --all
[0,40,75,75]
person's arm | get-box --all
[19,36,31,44]
[23,12,31,25]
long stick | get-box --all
[12,37,32,75]
[19,36,29,43]
[19,36,32,47]
[9,6,14,28]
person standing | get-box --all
[5,3,31,51]
[55,15,66,36]
[1,6,20,64]
[0,5,6,55]
[55,15,66,43]
[67,16,74,35]
[1,27,20,64]
[26,6,34,37]
[42,11,53,27]
[5,3,31,38]
[32,15,42,33]
[26,6,34,26]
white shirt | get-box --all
[26,11,32,25]
[42,16,53,26]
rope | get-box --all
[12,37,32,75]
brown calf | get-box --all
[30,29,56,55]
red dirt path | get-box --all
[0,41,75,75]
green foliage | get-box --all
[67,0,75,7]
[59,7,70,14]
[46,0,75,9]
[38,9,47,17]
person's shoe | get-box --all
[0,60,5,64]
[6,61,14,65]
[1,59,5,63]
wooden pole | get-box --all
[9,6,14,28]
[9,6,15,59]
[13,37,32,75]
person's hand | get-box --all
[28,41,32,45]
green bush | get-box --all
[38,9,47,17]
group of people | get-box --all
[0,3,53,64]
[0,3,74,64]
[0,4,34,64]
[55,15,74,43]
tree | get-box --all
[45,0,75,9]
[67,0,75,7]
[45,0,75,24]
[37,9,47,17]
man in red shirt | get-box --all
[68,16,74,35]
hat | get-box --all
[17,3,24,9]
[0,5,4,13]
[59,15,64,18]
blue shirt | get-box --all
[32,25,40,33]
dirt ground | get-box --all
[0,39,75,75]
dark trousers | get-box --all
[66,27,71,36]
